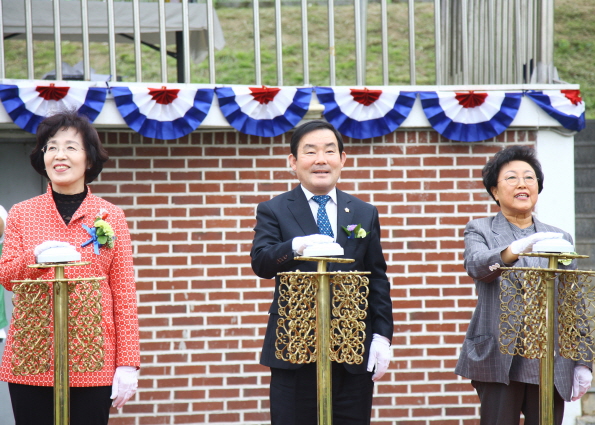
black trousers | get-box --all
[8,383,112,425]
[270,362,375,425]
[471,380,565,425]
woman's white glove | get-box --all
[572,365,593,401]
[34,241,72,257]
[111,366,138,409]
[366,334,391,382]
[292,234,335,255]
[509,232,564,255]
[33,241,74,262]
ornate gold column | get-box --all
[315,258,333,425]
[275,256,370,425]
[53,263,70,425]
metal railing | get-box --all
[1,0,555,85]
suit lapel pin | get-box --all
[345,208,349,213]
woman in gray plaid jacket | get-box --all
[455,145,592,425]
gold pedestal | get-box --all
[500,252,595,424]
[11,262,104,425]
[275,256,370,425]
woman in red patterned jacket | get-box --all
[0,110,140,425]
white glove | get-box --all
[366,334,391,382]
[34,241,73,259]
[572,365,593,401]
[292,234,335,255]
[509,232,564,255]
[111,366,138,409]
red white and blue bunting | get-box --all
[215,86,312,137]
[0,83,587,140]
[0,82,107,134]
[315,87,416,139]
[526,90,586,132]
[111,85,214,140]
[419,91,523,142]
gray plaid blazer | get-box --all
[454,212,590,401]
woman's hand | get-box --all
[111,366,138,409]
[501,232,564,264]
[572,365,593,401]
[33,241,73,257]
[509,232,564,255]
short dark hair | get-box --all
[290,120,344,157]
[30,110,109,184]
[482,145,544,205]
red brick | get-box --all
[84,127,524,424]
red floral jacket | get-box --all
[0,185,140,386]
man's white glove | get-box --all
[572,365,593,401]
[292,234,335,255]
[366,334,391,382]
[33,241,73,260]
[111,366,138,409]
[509,232,564,255]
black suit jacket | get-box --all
[250,185,394,373]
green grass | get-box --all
[554,0,595,117]
[3,0,593,117]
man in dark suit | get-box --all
[250,120,394,425]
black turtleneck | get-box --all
[52,187,88,225]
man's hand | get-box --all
[509,232,564,255]
[292,234,335,255]
[572,365,593,401]
[111,366,138,409]
[366,334,391,382]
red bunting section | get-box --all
[350,88,383,107]
[35,84,70,101]
[561,90,582,106]
[454,91,488,108]
[148,87,180,105]
[249,86,281,105]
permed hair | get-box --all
[482,145,544,206]
[289,120,344,158]
[30,110,109,184]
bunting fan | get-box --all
[419,91,522,142]
[526,90,586,132]
[315,87,416,139]
[0,83,107,134]
[215,86,312,137]
[111,85,214,140]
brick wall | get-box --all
[94,128,536,425]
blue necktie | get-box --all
[312,195,334,238]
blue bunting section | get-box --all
[525,90,586,132]
[111,85,214,140]
[419,91,523,143]
[316,87,416,139]
[0,83,587,141]
[215,86,311,137]
[0,82,107,134]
